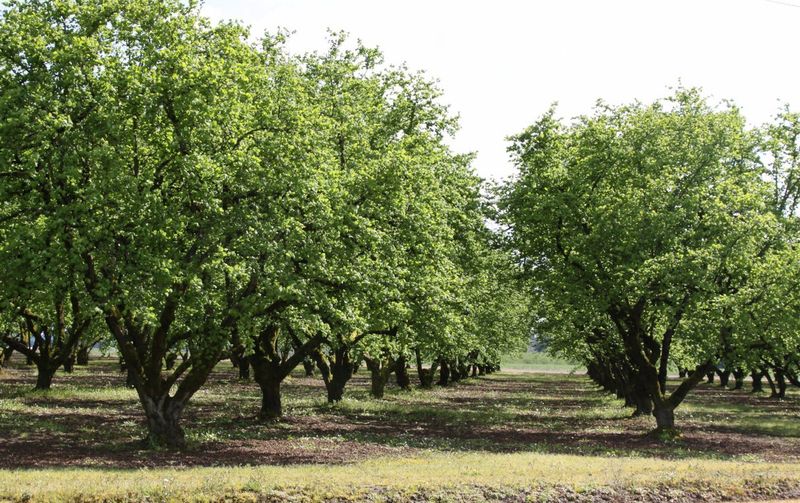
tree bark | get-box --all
[76,346,90,366]
[142,397,186,448]
[751,369,764,392]
[0,346,12,367]
[35,365,55,390]
[302,358,315,377]
[716,369,730,387]
[395,356,411,390]
[732,368,745,390]
[414,348,436,388]
[653,405,675,431]
[326,348,354,402]
[257,374,282,420]
[437,358,450,386]
[62,353,75,373]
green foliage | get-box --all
[499,88,792,424]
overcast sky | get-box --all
[202,0,800,181]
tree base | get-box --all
[646,426,682,443]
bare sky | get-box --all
[202,0,800,181]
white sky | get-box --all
[202,0,800,181]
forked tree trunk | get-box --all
[250,329,323,419]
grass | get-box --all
[1,356,800,501]
[500,351,583,373]
[2,451,800,502]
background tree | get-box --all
[499,89,781,433]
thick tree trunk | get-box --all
[653,405,675,431]
[705,371,715,384]
[327,358,352,402]
[76,346,90,366]
[716,369,730,387]
[126,367,137,388]
[369,369,388,398]
[732,369,745,390]
[631,383,653,417]
[257,376,282,420]
[63,354,75,373]
[395,356,411,390]
[35,365,55,390]
[143,398,186,448]
[238,358,251,380]
[438,358,450,386]
[751,370,764,392]
[0,346,12,367]
[414,348,436,388]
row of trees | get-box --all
[0,0,531,448]
[499,90,800,433]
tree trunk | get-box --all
[327,368,349,402]
[414,348,436,388]
[302,358,315,377]
[395,356,411,390]
[0,346,12,367]
[76,346,90,366]
[438,358,450,386]
[653,405,675,431]
[126,367,137,388]
[775,368,787,399]
[143,398,186,449]
[764,369,778,397]
[257,375,282,420]
[63,354,75,373]
[716,369,730,387]
[733,369,745,390]
[238,358,251,380]
[705,371,715,384]
[369,367,388,398]
[35,365,55,390]
[751,370,764,392]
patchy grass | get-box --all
[2,452,800,502]
[500,351,583,373]
[1,357,800,501]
